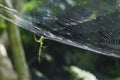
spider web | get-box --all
[0,0,120,57]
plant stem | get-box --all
[4,0,30,80]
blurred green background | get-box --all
[0,0,120,80]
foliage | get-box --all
[65,66,98,80]
[0,0,120,80]
[0,18,6,34]
[23,0,44,11]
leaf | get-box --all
[65,66,98,80]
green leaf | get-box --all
[65,66,98,80]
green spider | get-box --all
[34,35,45,62]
